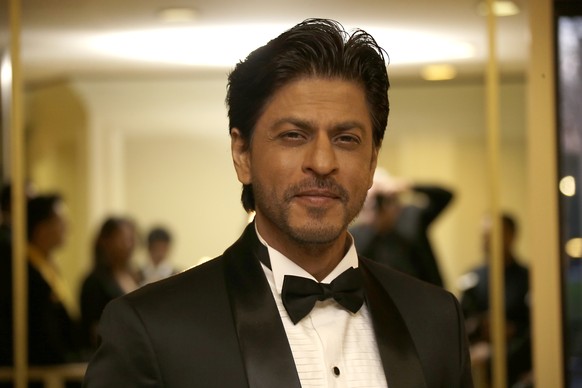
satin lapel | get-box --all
[223,223,301,388]
[360,258,428,388]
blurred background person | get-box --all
[0,182,35,252]
[0,184,11,371]
[1,194,80,369]
[138,225,178,286]
[0,184,12,249]
[0,184,14,357]
[80,216,139,353]
[1,184,18,371]
[459,212,532,387]
[350,167,453,287]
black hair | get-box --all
[147,226,172,245]
[502,212,517,236]
[93,216,135,270]
[226,18,390,212]
[26,194,62,240]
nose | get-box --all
[302,132,338,177]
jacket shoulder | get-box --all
[89,255,248,387]
[360,256,461,330]
[124,256,226,310]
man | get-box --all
[138,226,178,285]
[84,19,473,387]
[1,194,80,367]
[351,168,453,287]
[460,213,531,387]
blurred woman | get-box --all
[80,216,140,353]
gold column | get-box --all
[9,0,27,387]
[528,0,564,386]
[485,0,506,387]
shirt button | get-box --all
[333,366,341,376]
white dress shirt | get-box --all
[140,261,176,285]
[256,228,388,388]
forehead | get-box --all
[259,77,371,125]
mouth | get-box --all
[294,189,342,205]
[285,179,349,207]
[296,189,339,198]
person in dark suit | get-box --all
[1,194,80,368]
[351,168,453,287]
[0,184,12,249]
[459,213,531,387]
[0,184,14,367]
[83,18,473,388]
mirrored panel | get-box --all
[556,3,582,387]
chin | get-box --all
[288,220,344,245]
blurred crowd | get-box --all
[0,184,178,371]
[0,169,532,387]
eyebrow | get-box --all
[271,117,367,132]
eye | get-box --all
[334,134,361,148]
[278,130,307,144]
[282,131,303,139]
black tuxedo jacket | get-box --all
[83,223,473,388]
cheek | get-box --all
[251,150,296,182]
[345,159,374,183]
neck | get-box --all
[504,250,515,265]
[256,221,349,282]
[291,238,349,281]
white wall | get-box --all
[72,76,249,274]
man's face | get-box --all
[44,202,68,251]
[148,240,170,266]
[107,222,136,266]
[232,77,378,248]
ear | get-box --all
[367,148,379,190]
[231,128,252,185]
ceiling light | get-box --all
[370,28,475,65]
[420,64,457,81]
[156,7,198,23]
[477,1,520,17]
[83,24,476,69]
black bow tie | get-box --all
[281,267,365,324]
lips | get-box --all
[295,189,340,199]
[292,189,344,207]
[284,179,349,204]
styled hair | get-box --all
[147,226,172,245]
[26,194,62,240]
[502,213,517,236]
[226,18,390,212]
[93,216,135,270]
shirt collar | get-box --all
[255,224,359,294]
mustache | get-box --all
[284,178,349,203]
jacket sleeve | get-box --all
[83,297,163,388]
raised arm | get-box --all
[412,185,454,226]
